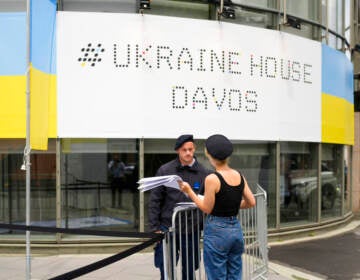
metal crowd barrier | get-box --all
[163,185,268,280]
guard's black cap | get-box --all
[205,134,233,160]
[174,134,194,150]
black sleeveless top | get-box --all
[210,171,245,217]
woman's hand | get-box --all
[178,180,191,195]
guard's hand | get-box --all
[178,180,191,194]
[154,230,164,243]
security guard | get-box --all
[148,134,209,280]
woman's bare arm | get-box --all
[179,174,218,214]
[240,177,256,209]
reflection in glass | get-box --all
[223,9,275,29]
[60,139,139,232]
[230,142,276,228]
[191,140,277,228]
[283,0,321,21]
[234,0,277,9]
[0,140,56,236]
[142,0,209,20]
[143,140,277,230]
[280,142,318,226]
[344,146,351,213]
[321,144,342,220]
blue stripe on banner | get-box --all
[0,13,26,75]
[30,0,56,74]
[321,44,353,104]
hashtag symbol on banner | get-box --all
[78,43,105,67]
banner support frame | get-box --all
[25,1,32,279]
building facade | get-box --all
[0,0,358,244]
[352,0,360,216]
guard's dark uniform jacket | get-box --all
[148,157,210,232]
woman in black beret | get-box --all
[179,134,256,280]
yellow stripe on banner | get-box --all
[30,66,57,150]
[322,93,354,145]
[0,76,26,137]
[0,74,56,139]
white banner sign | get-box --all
[57,12,321,141]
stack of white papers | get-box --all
[137,175,183,192]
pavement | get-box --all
[269,220,360,280]
[0,220,359,280]
[0,252,294,280]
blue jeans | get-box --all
[154,226,200,280]
[204,215,244,280]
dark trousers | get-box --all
[111,177,124,207]
[154,230,200,280]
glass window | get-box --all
[233,0,277,9]
[60,139,139,233]
[321,144,343,220]
[327,0,344,49]
[143,138,203,232]
[328,34,342,50]
[280,142,318,226]
[0,139,56,237]
[60,0,136,13]
[283,0,321,21]
[230,141,276,228]
[143,139,276,230]
[344,0,351,58]
[0,1,25,12]
[327,0,344,31]
[223,8,277,29]
[281,21,323,41]
[142,0,210,20]
[321,0,327,44]
[280,0,322,42]
[344,145,351,213]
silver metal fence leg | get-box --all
[242,210,246,280]
[205,212,208,280]
[163,233,168,280]
[191,210,195,280]
[246,209,250,280]
[197,210,201,280]
[177,214,182,280]
[248,208,256,277]
[255,206,258,274]
[240,211,243,279]
[250,208,253,277]
[253,207,256,277]
[243,211,246,280]
[185,211,189,280]
[172,225,177,280]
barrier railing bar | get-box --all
[0,223,159,239]
[0,223,164,280]
[49,235,162,280]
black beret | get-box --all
[205,134,233,160]
[174,134,194,150]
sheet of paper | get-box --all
[137,175,183,192]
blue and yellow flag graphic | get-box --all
[0,0,56,150]
[30,0,57,150]
[321,44,354,145]
[0,13,27,137]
